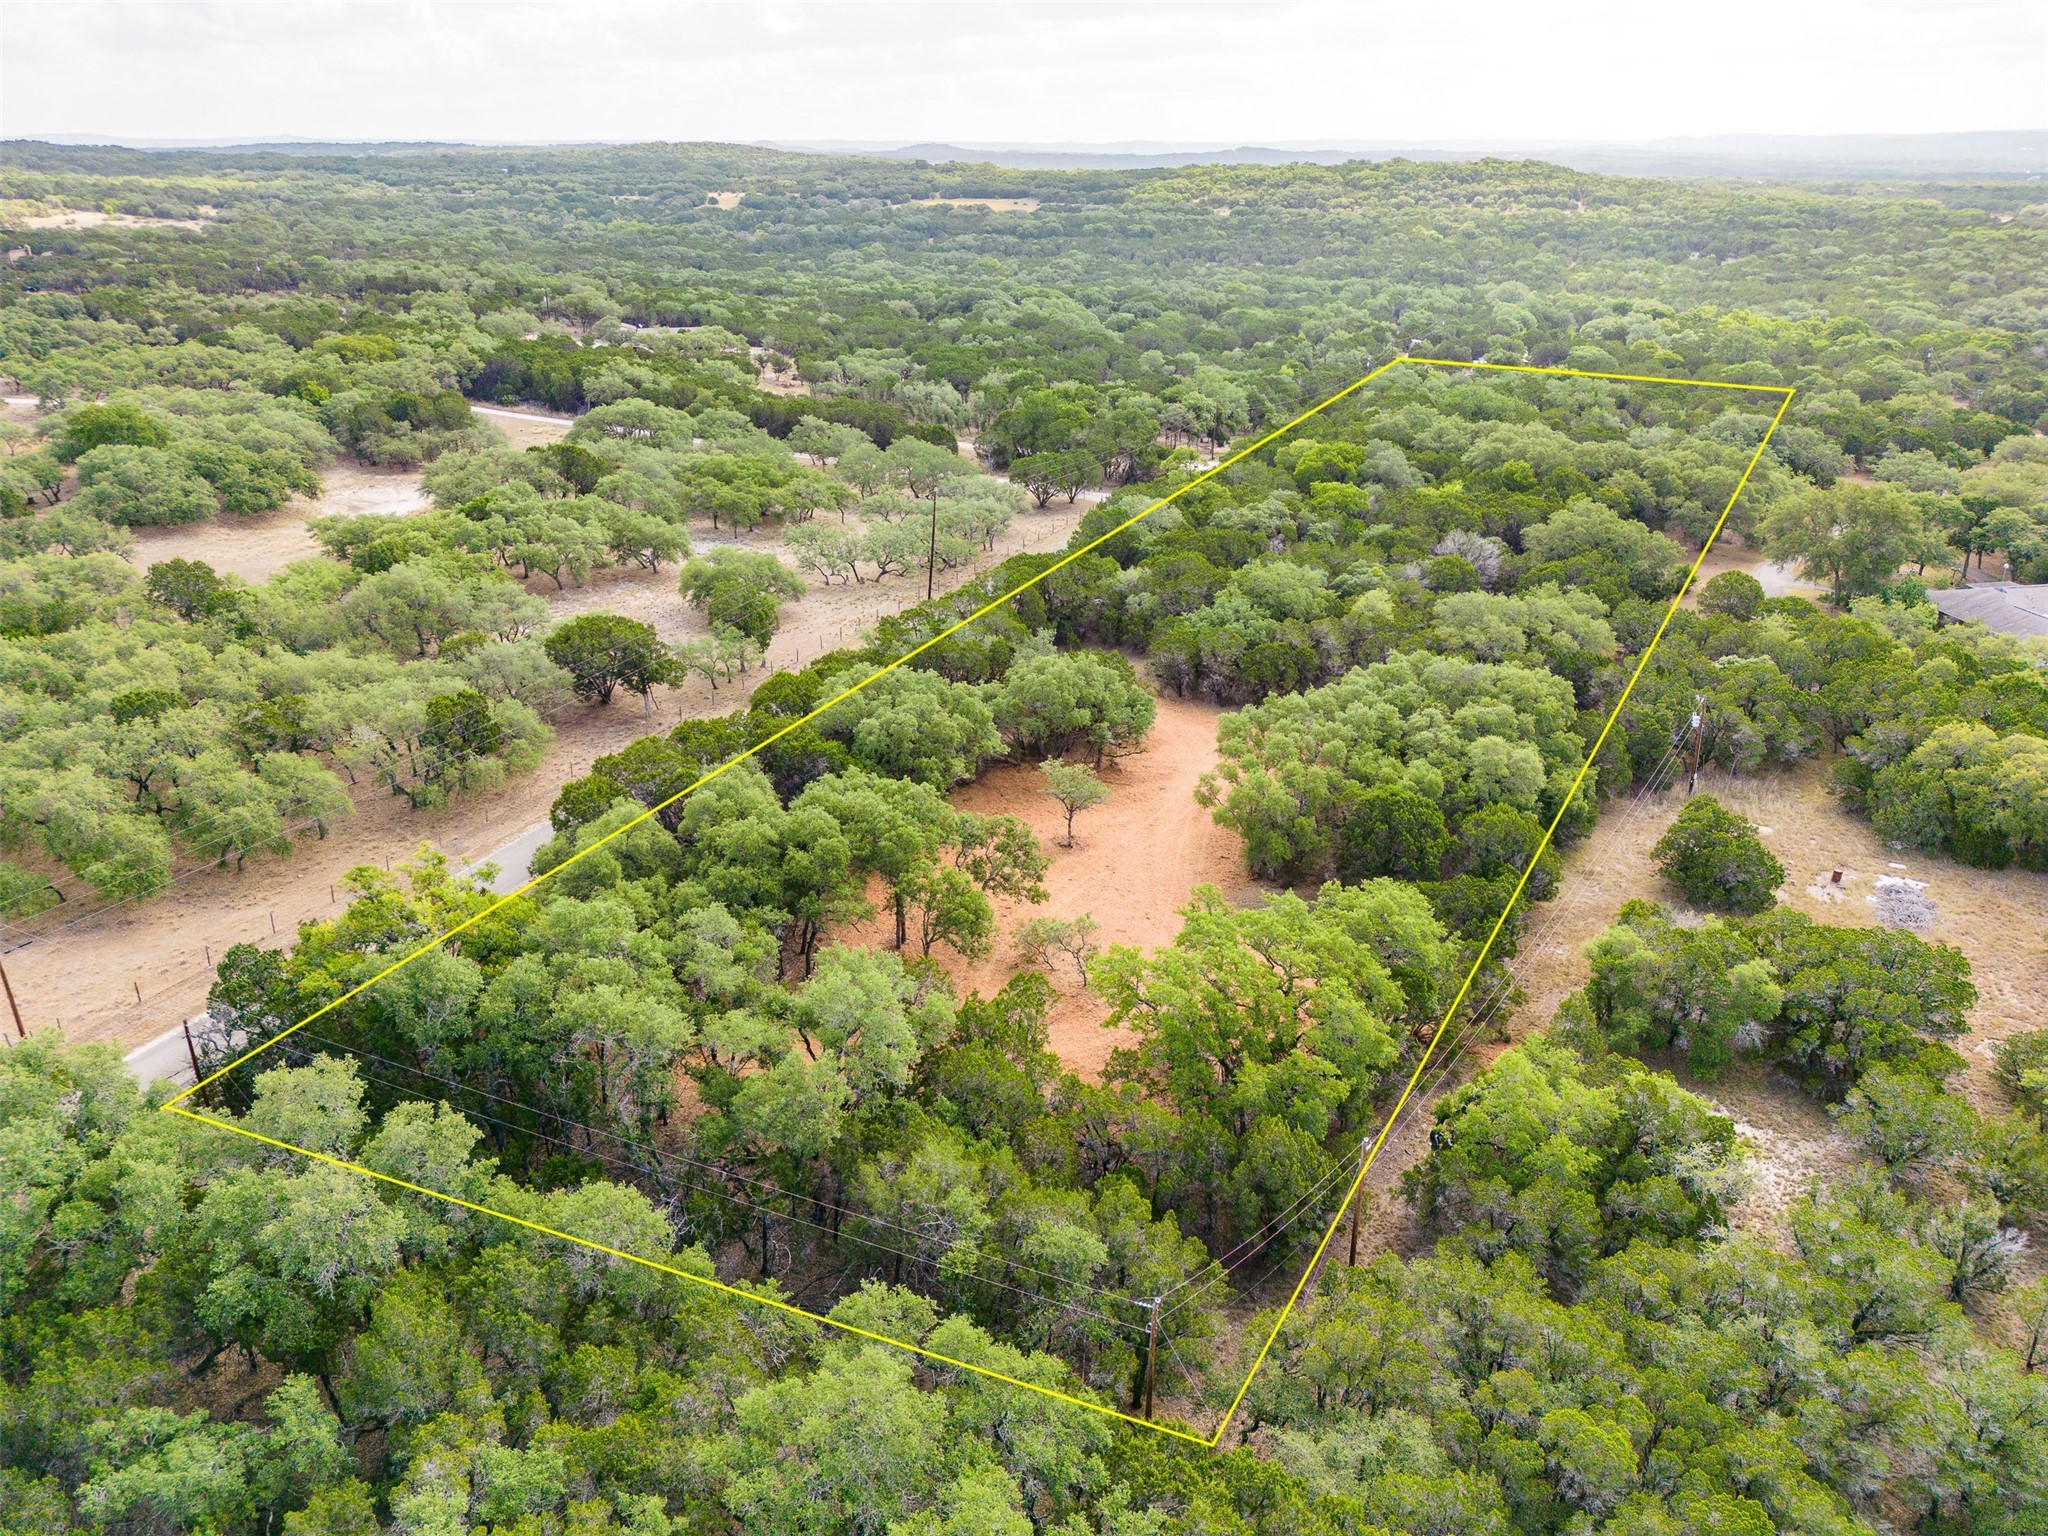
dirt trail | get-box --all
[834,691,1262,1078]
[7,502,1095,1052]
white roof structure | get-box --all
[1928,583,2048,639]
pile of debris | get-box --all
[1871,872,1937,931]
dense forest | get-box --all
[2,140,2046,1536]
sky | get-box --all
[2,0,2041,148]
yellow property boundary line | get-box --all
[163,358,1794,1448]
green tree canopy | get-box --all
[544,613,680,708]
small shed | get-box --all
[1927,583,2048,640]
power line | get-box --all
[282,1024,1156,1309]
[1153,718,1698,1324]
[6,501,1047,948]
[259,1027,1161,1330]
[269,1038,1155,1343]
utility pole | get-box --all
[1687,694,1706,797]
[1141,1297,1161,1419]
[926,495,938,602]
[0,956,22,1040]
[182,1020,202,1086]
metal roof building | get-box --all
[1927,583,2048,640]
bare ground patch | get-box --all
[902,197,1041,213]
[126,463,428,584]
[1503,760,2048,1230]
[834,689,1263,1079]
[17,208,215,232]
[1671,1059,1857,1244]
[1337,755,2048,1268]
[470,405,576,450]
[747,346,811,398]
[1680,534,1827,605]
[1503,760,2048,1092]
[1696,768,2048,1115]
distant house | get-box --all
[1927,583,2048,639]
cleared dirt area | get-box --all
[17,208,215,232]
[902,197,1041,212]
[125,406,560,586]
[469,404,576,449]
[1677,1060,1857,1243]
[754,357,811,397]
[8,502,1095,1052]
[1697,769,2047,1113]
[1499,759,2048,1227]
[836,691,1263,1078]
[1695,519,1972,610]
[127,463,428,584]
[1682,533,1827,605]
[1657,536,2048,1243]
[1333,746,2048,1269]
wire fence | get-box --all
[0,503,1092,1046]
[2,502,1087,947]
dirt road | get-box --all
[468,404,577,449]
[5,498,1094,1052]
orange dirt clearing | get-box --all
[835,690,1264,1078]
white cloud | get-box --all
[1,0,2039,145]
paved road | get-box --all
[470,403,576,429]
[461,819,554,895]
[125,1019,206,1088]
[118,817,556,1086]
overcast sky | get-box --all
[2,0,2041,147]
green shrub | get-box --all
[1697,568,1765,619]
[1993,1029,2048,1126]
[1652,795,1783,914]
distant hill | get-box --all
[16,135,614,156]
[775,131,2047,180]
[17,130,2043,180]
